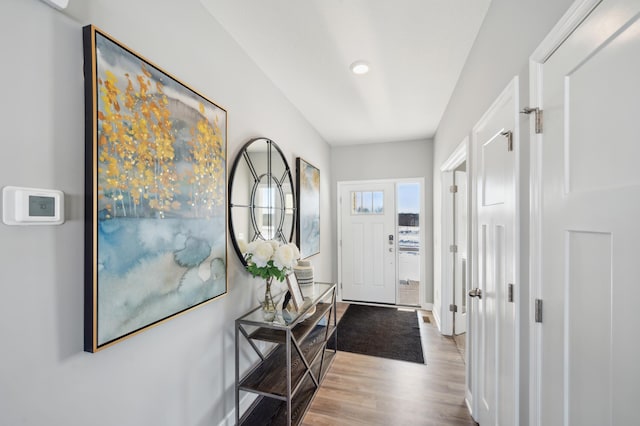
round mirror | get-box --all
[229,138,296,265]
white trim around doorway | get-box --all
[438,138,469,336]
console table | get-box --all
[235,282,337,426]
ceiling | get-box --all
[201,0,492,146]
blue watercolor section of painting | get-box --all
[97,216,225,345]
[300,210,319,258]
[300,164,320,258]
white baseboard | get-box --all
[432,306,442,331]
[218,393,256,426]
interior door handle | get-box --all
[468,288,482,299]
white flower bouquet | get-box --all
[242,240,301,281]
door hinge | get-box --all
[521,107,543,134]
[449,304,458,313]
[449,244,458,253]
[508,283,514,303]
[501,130,513,152]
[449,184,458,193]
[535,299,543,323]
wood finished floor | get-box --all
[303,305,476,425]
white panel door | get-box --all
[535,1,640,424]
[340,182,396,304]
[454,170,468,334]
[472,78,518,426]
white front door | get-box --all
[454,170,468,335]
[340,182,396,304]
[471,78,518,425]
[533,0,640,424]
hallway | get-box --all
[303,307,475,425]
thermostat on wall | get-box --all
[2,186,65,225]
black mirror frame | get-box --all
[228,137,296,266]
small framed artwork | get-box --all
[83,25,227,352]
[296,158,320,258]
[286,273,305,311]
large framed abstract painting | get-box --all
[83,26,227,352]
[296,158,320,259]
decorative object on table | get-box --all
[293,259,314,288]
[243,239,300,320]
[255,279,286,322]
[82,25,227,352]
[296,157,320,259]
[282,291,292,313]
[228,138,296,266]
[282,299,316,324]
[286,272,305,311]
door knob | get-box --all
[468,288,482,299]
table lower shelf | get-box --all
[239,350,335,426]
[239,324,336,397]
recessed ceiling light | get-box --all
[350,60,370,75]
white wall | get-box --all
[331,139,434,304]
[432,0,575,423]
[0,0,331,425]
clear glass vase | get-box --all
[257,277,284,321]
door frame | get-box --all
[337,178,427,308]
[438,138,469,336]
[439,138,473,413]
[528,1,602,425]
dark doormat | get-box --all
[327,304,425,364]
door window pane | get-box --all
[372,192,384,213]
[351,191,384,214]
[397,182,420,305]
[362,192,372,212]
